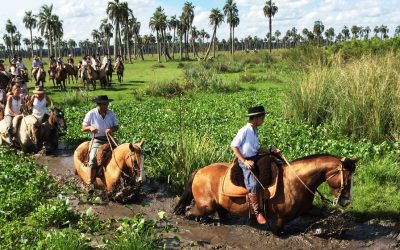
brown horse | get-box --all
[74,140,145,202]
[34,67,46,87]
[40,108,67,154]
[64,64,78,84]
[115,62,124,83]
[55,67,67,90]
[48,66,56,87]
[174,154,358,235]
[82,66,97,90]
[104,59,113,86]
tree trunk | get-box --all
[204,26,216,60]
[232,27,235,55]
[172,29,176,59]
[179,33,183,60]
[114,22,119,60]
[269,17,272,54]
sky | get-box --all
[1,0,399,45]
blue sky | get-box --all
[1,0,399,44]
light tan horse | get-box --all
[174,154,358,235]
[74,140,145,201]
[0,115,41,153]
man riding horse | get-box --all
[231,105,281,225]
[31,56,43,83]
[81,95,119,188]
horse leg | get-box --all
[269,215,285,236]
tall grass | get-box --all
[60,89,90,106]
[284,53,400,143]
[153,132,230,193]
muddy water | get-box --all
[35,146,400,249]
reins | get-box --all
[281,154,345,206]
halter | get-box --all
[282,155,349,206]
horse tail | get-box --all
[173,169,198,215]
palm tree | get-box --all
[223,0,240,54]
[131,17,144,60]
[313,20,324,46]
[363,26,371,40]
[91,29,101,54]
[204,8,224,60]
[274,30,281,47]
[263,0,278,54]
[149,7,164,63]
[33,36,45,58]
[395,26,400,37]
[52,16,63,57]
[106,0,126,60]
[351,25,360,39]
[119,1,132,62]
[182,2,196,59]
[100,19,114,56]
[342,26,350,41]
[38,4,56,57]
[67,39,76,56]
[168,15,179,59]
[23,11,37,58]
[199,29,209,54]
[324,27,335,45]
[5,19,17,56]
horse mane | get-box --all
[291,153,356,172]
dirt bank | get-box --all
[35,146,400,249]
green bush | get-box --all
[144,79,184,97]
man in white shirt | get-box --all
[81,95,119,184]
[231,105,280,225]
[101,54,109,70]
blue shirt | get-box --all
[82,107,119,138]
[231,123,260,158]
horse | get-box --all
[74,139,145,202]
[173,153,358,235]
[105,59,113,86]
[82,66,97,90]
[115,62,124,83]
[64,64,78,84]
[34,67,46,87]
[0,73,11,92]
[54,67,67,90]
[40,108,67,154]
[48,66,56,87]
[0,114,41,153]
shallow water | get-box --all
[34,146,400,249]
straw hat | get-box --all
[32,86,45,94]
[247,105,266,116]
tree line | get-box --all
[1,0,399,62]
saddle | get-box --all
[221,155,280,199]
[80,142,115,175]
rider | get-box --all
[90,54,99,71]
[16,56,26,71]
[9,60,19,79]
[101,53,109,70]
[0,59,9,77]
[114,54,124,71]
[231,105,280,225]
[67,54,74,66]
[81,95,119,185]
[28,86,53,123]
[31,56,43,82]
[56,57,64,70]
[49,55,57,72]
[4,84,23,147]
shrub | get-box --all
[239,73,257,83]
[144,80,184,97]
[60,89,90,106]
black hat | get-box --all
[92,95,113,104]
[247,105,266,116]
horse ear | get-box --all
[129,143,135,152]
[139,138,144,148]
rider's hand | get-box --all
[90,126,98,134]
[105,128,113,135]
[244,159,254,170]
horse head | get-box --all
[49,107,67,133]
[325,156,358,207]
[124,139,145,182]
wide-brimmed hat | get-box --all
[92,95,113,104]
[32,86,45,94]
[247,105,266,116]
[12,77,23,83]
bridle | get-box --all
[283,155,351,206]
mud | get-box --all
[35,145,400,250]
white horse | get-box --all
[0,115,41,153]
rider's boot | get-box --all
[248,193,267,224]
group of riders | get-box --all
[0,52,124,152]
